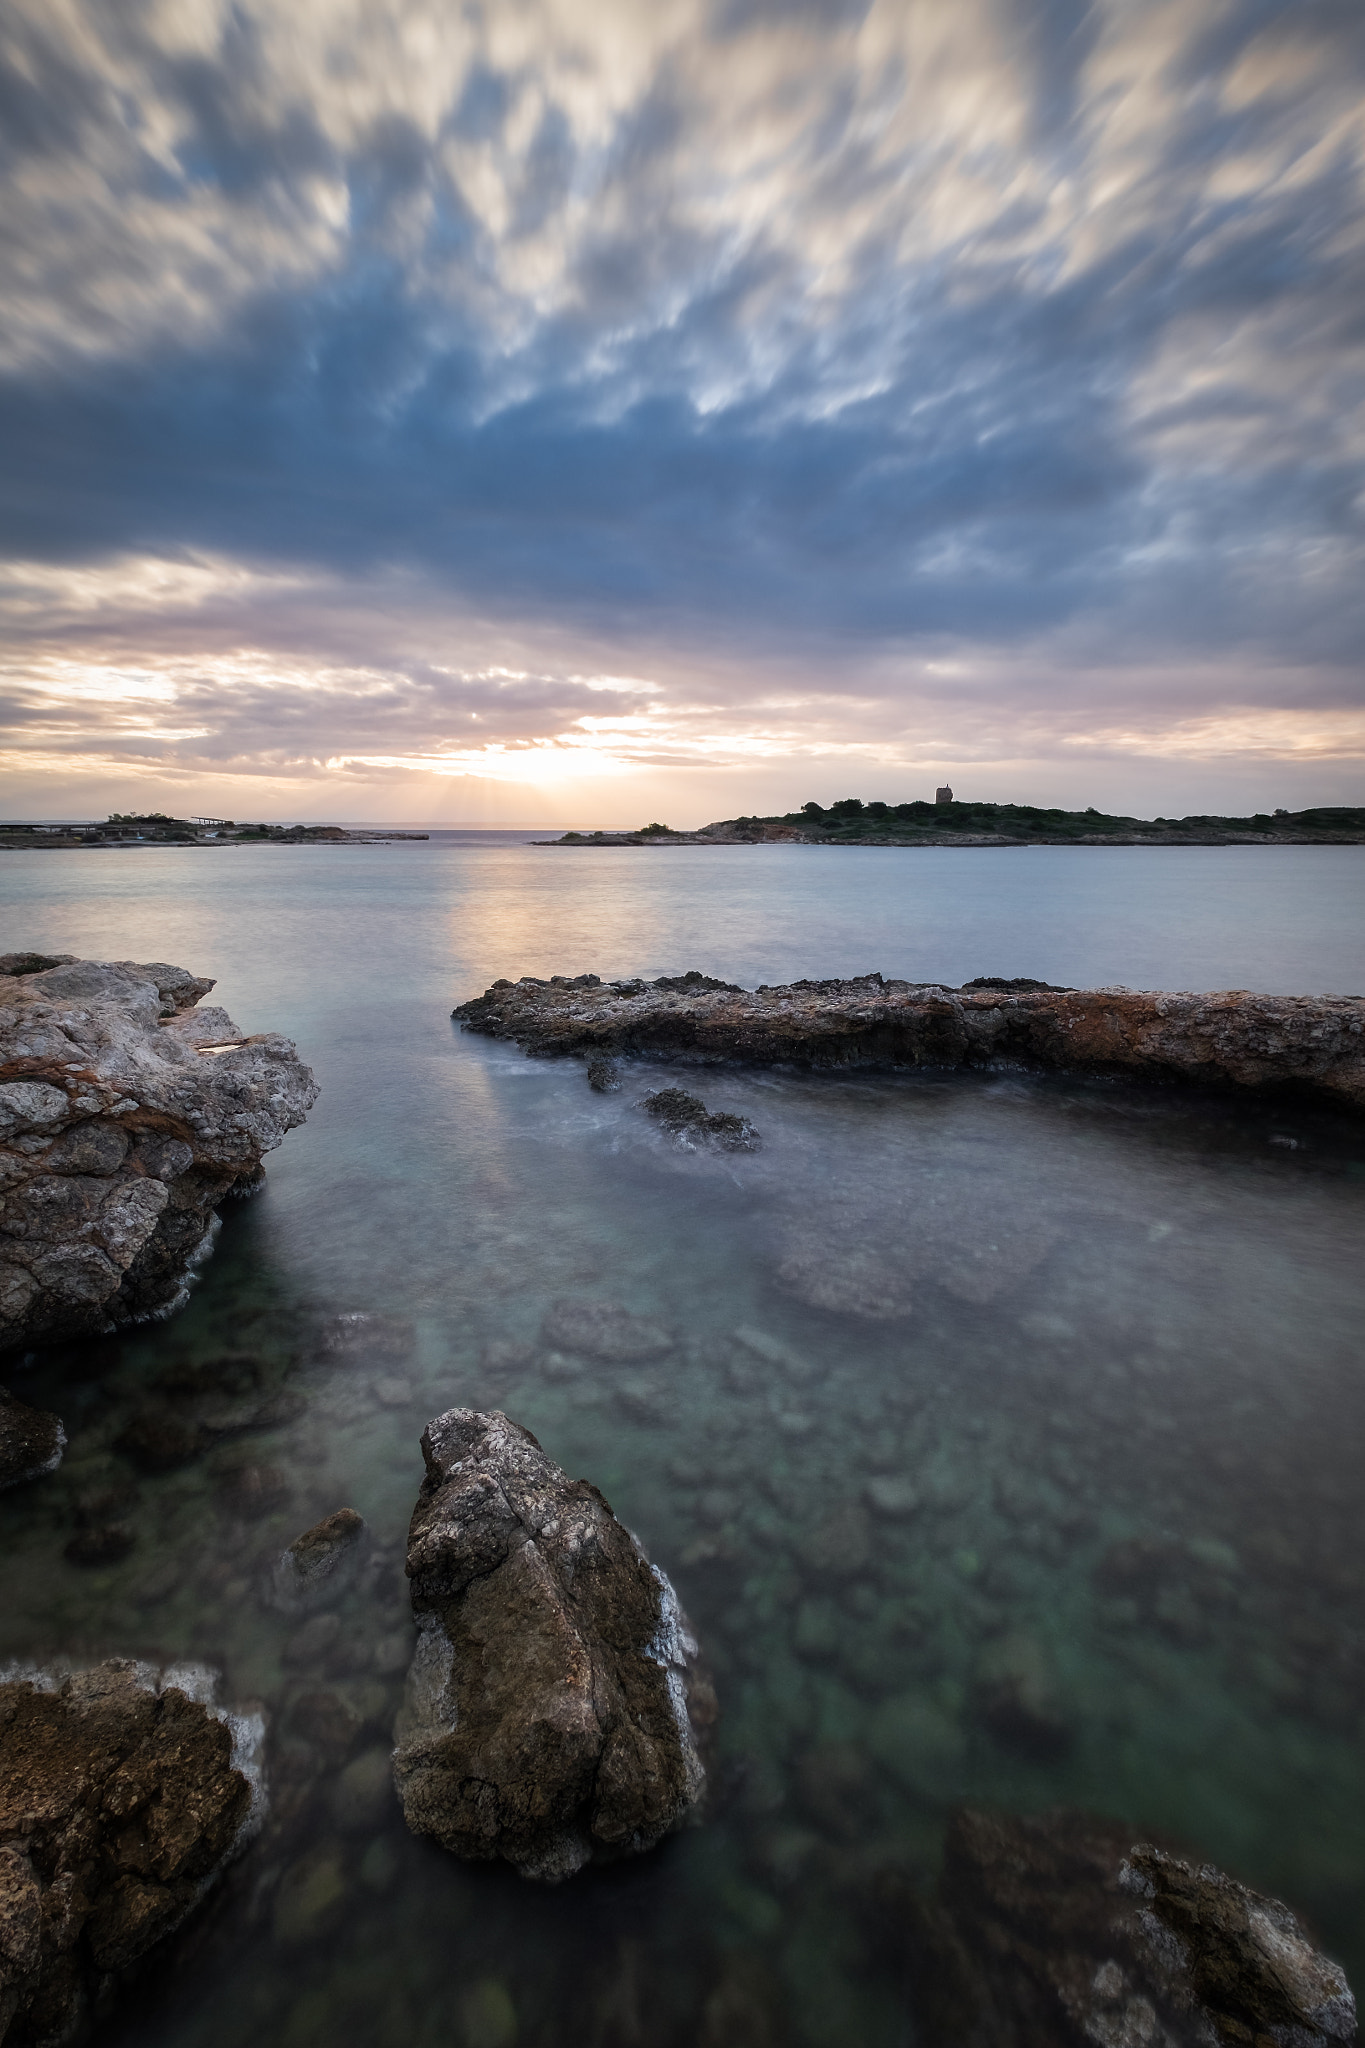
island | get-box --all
[0,812,428,849]
[541,799,1365,846]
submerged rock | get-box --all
[0,1391,64,1491]
[541,1298,674,1362]
[393,1408,709,1881]
[270,1508,369,1614]
[890,1805,1357,2047]
[638,1088,760,1151]
[0,1660,262,2047]
[0,958,318,1354]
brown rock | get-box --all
[270,1508,368,1613]
[393,1408,709,1881]
[891,1805,1357,2047]
[0,1661,260,2045]
[453,975,1365,1113]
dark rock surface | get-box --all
[453,972,1365,1112]
[393,1408,710,1881]
[0,1660,263,2047]
[270,1508,369,1613]
[0,1392,64,1491]
[0,958,318,1353]
[586,1055,621,1092]
[889,1805,1357,2047]
[639,1087,760,1150]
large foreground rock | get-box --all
[0,1660,263,2047]
[0,957,318,1353]
[454,972,1365,1113]
[394,1409,710,1881]
[890,1806,1356,2047]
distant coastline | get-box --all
[539,799,1365,848]
[0,812,429,850]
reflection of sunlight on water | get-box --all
[2,846,1364,2047]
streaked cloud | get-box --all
[0,0,1361,819]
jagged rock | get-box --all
[541,1299,674,1362]
[393,1408,709,1881]
[889,1805,1357,2047]
[270,1508,369,1613]
[586,1056,621,1092]
[0,1392,64,1491]
[638,1088,759,1151]
[0,959,318,1354]
[453,973,1365,1113]
[0,1660,263,2047]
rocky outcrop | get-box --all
[0,958,318,1354]
[889,1806,1356,2047]
[453,972,1365,1112]
[393,1409,710,1881]
[0,1392,64,1491]
[639,1087,759,1150]
[0,1660,263,2047]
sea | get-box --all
[2,836,1364,2048]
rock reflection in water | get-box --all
[0,1061,1362,2048]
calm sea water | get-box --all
[2,839,1364,2048]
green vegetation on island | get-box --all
[551,799,1365,846]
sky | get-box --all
[0,0,1362,827]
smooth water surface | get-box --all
[2,840,1364,2048]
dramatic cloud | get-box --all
[0,0,1361,818]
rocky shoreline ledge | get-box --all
[454,971,1365,1113]
[1,955,318,1363]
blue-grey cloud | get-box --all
[0,0,1361,807]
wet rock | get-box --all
[282,1614,343,1667]
[866,1693,965,1802]
[63,1522,136,1566]
[0,1660,262,2045]
[974,1632,1071,1759]
[270,1508,368,1613]
[586,1056,621,1092]
[799,1502,872,1578]
[330,1747,396,1835]
[638,1088,759,1151]
[0,959,317,1353]
[865,1476,920,1520]
[272,1842,348,1947]
[540,1299,674,1363]
[795,1743,879,1842]
[285,1690,363,1764]
[460,1978,518,2048]
[116,1407,210,1474]
[698,1952,789,2048]
[393,1407,709,1881]
[0,1390,64,1491]
[214,1461,290,1520]
[454,973,1365,1115]
[890,1805,1357,2048]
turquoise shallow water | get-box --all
[2,839,1364,2047]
